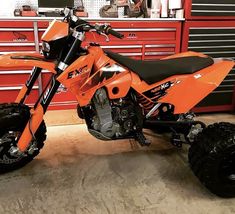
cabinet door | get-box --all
[182,21,235,112]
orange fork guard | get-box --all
[0,52,57,152]
[17,104,44,152]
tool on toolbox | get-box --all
[99,0,148,18]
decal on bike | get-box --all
[40,76,60,111]
[42,77,56,103]
[143,81,174,100]
[100,63,126,73]
[67,65,89,79]
[88,64,123,88]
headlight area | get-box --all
[41,36,68,60]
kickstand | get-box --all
[135,131,151,146]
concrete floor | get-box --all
[0,113,235,214]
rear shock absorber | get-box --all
[137,94,159,118]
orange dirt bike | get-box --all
[0,10,235,197]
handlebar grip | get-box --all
[106,28,124,39]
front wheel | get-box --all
[0,103,46,173]
[188,122,235,197]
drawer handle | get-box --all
[189,40,235,43]
[120,53,142,56]
[212,90,233,94]
[0,28,34,31]
[0,70,32,74]
[101,45,142,49]
[223,79,235,82]
[0,43,35,47]
[201,51,235,54]
[145,44,176,48]
[145,51,175,56]
[192,10,235,13]
[190,34,235,37]
[0,51,35,55]
[0,86,38,91]
[192,3,235,7]
[218,85,235,87]
[190,27,235,30]
[188,45,235,49]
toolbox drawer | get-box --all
[0,43,36,54]
[0,86,39,104]
[0,70,34,86]
[0,28,35,43]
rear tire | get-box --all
[0,103,46,173]
[188,122,235,197]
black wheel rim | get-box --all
[0,131,24,164]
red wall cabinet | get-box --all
[182,21,235,112]
[184,0,235,20]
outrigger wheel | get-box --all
[189,122,235,197]
[0,103,46,173]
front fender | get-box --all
[0,52,56,73]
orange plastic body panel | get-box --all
[159,60,235,114]
[0,53,56,73]
[105,72,132,99]
[41,20,69,42]
[130,51,234,114]
[57,46,131,106]
[17,104,44,152]
[15,85,28,103]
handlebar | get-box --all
[104,26,124,39]
[66,12,124,40]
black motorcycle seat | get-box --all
[106,51,214,85]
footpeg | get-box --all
[135,132,151,146]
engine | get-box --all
[81,88,143,140]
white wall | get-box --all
[0,0,107,17]
[0,0,38,16]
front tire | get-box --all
[0,103,46,173]
[188,122,235,197]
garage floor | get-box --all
[0,113,235,214]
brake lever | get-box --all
[100,32,110,42]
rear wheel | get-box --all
[0,103,46,173]
[188,122,235,197]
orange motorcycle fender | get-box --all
[105,72,132,99]
[159,60,235,114]
[0,53,56,73]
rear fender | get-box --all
[159,59,235,114]
[0,53,56,73]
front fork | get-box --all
[15,67,60,152]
